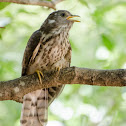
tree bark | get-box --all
[0,67,126,103]
[0,0,63,9]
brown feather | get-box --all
[21,10,74,126]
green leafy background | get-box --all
[0,0,126,126]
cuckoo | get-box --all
[20,10,80,126]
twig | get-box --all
[0,27,5,28]
[0,0,64,9]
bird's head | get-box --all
[40,10,80,35]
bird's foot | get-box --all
[56,67,61,75]
[36,70,44,84]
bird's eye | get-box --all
[61,13,65,17]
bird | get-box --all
[20,10,80,126]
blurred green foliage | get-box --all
[0,0,126,126]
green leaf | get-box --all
[101,34,115,51]
[0,2,10,10]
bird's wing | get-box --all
[21,30,48,126]
[21,30,42,76]
[48,44,71,105]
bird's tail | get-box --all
[20,89,48,126]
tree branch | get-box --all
[0,27,5,28]
[0,67,126,103]
[0,0,64,9]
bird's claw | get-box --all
[36,70,44,84]
[56,67,61,75]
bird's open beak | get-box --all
[66,15,80,22]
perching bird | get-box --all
[20,10,80,126]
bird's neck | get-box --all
[40,25,71,43]
[40,22,72,35]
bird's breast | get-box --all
[27,33,71,75]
